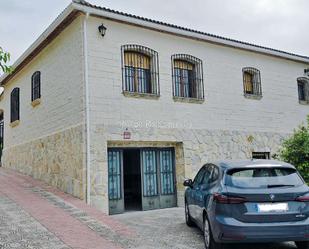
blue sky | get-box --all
[1,0,309,64]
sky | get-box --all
[1,0,309,64]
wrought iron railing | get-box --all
[121,44,159,95]
[297,77,309,102]
[171,54,204,100]
[242,67,262,96]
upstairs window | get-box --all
[121,45,159,95]
[242,67,262,97]
[297,77,309,104]
[10,88,20,123]
[31,71,41,102]
[172,54,204,100]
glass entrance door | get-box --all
[141,149,160,210]
[108,149,124,214]
[108,147,177,214]
[141,148,176,211]
[158,149,177,208]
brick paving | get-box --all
[0,196,69,249]
[0,168,129,249]
[0,168,297,249]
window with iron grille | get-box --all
[10,88,20,123]
[252,152,270,159]
[242,67,262,97]
[297,77,309,103]
[121,45,159,95]
[172,54,204,100]
[31,71,41,102]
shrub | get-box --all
[277,116,309,184]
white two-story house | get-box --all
[0,0,308,214]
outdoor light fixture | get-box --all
[98,24,107,37]
[305,68,309,76]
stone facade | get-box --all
[88,122,289,213]
[2,124,85,199]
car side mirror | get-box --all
[183,179,193,188]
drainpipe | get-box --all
[83,12,91,205]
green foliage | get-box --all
[277,116,309,184]
[0,47,13,74]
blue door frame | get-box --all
[108,147,177,214]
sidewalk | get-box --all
[0,168,135,249]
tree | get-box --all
[277,116,309,183]
[0,47,13,74]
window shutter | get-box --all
[11,88,20,123]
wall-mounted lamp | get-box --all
[98,24,107,37]
[305,68,309,76]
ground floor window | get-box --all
[252,152,270,159]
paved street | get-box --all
[0,168,297,249]
[115,209,296,249]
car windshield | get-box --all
[225,167,304,189]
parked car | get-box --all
[183,160,309,249]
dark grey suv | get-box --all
[183,160,309,249]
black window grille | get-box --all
[121,44,159,95]
[10,88,20,123]
[297,77,309,103]
[31,71,41,101]
[242,67,262,96]
[252,152,270,159]
[172,54,204,100]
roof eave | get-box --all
[1,1,309,86]
[0,3,78,86]
[72,2,309,64]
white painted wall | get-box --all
[86,16,309,134]
[0,17,85,149]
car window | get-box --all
[201,166,212,185]
[193,167,206,187]
[210,166,219,182]
[225,167,304,189]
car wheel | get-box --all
[185,201,194,227]
[295,241,309,249]
[203,216,224,249]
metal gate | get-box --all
[0,118,3,164]
[108,148,176,214]
[108,150,124,214]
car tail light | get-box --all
[296,195,309,202]
[213,193,247,204]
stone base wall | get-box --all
[89,124,290,214]
[2,124,86,200]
